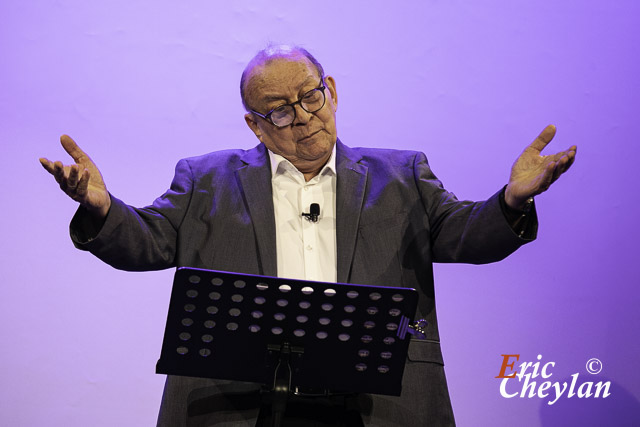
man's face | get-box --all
[244,56,338,178]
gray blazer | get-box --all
[72,140,535,426]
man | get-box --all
[40,45,576,426]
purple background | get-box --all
[2,1,639,426]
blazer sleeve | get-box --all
[412,151,537,264]
[69,158,194,271]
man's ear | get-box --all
[244,113,263,142]
[324,75,337,112]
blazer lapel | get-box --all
[235,144,278,277]
[335,140,368,283]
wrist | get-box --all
[505,187,532,211]
[84,197,111,220]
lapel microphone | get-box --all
[302,203,320,223]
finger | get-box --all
[551,159,564,182]
[549,148,573,162]
[76,169,90,199]
[555,150,576,178]
[553,147,576,167]
[53,161,65,184]
[565,149,576,169]
[566,146,577,166]
[528,124,557,153]
[68,164,80,189]
[540,161,556,191]
[39,157,56,174]
[60,134,89,164]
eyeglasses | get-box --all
[250,79,327,128]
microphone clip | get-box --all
[302,203,320,223]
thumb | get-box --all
[60,134,91,164]
[527,124,557,153]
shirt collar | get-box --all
[268,144,337,180]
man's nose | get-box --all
[292,103,312,126]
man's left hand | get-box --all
[505,124,577,210]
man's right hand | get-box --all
[40,135,111,218]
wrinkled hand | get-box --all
[505,125,577,210]
[39,135,111,218]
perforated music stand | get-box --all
[156,268,424,424]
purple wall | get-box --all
[2,1,638,426]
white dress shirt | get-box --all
[268,146,337,283]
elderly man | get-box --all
[40,45,576,426]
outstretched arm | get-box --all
[505,125,577,210]
[41,134,191,271]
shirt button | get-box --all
[306,245,313,251]
[304,187,309,191]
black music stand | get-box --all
[156,268,426,426]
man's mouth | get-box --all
[298,129,322,143]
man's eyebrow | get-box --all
[261,77,320,104]
[261,94,288,103]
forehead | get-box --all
[245,56,320,106]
